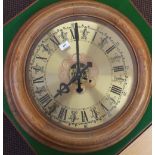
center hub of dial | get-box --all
[59,54,99,93]
[69,63,94,93]
[69,63,90,83]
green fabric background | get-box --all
[4,0,152,154]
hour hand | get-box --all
[53,62,92,99]
[75,22,83,93]
[53,76,76,99]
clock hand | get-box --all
[75,22,83,93]
[54,62,92,99]
[75,23,80,72]
[53,76,75,99]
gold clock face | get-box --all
[26,18,137,129]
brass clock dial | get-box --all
[4,0,151,153]
[27,20,137,129]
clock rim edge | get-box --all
[4,0,151,153]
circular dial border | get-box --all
[26,18,138,130]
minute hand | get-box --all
[75,23,83,93]
[75,23,80,72]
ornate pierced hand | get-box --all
[53,62,92,99]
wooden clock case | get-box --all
[4,0,151,153]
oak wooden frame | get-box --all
[4,0,151,153]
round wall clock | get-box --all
[4,0,151,153]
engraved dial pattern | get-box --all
[27,20,137,129]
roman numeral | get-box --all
[33,76,44,83]
[58,107,67,120]
[50,35,60,46]
[32,64,44,73]
[113,66,124,72]
[81,111,88,122]
[70,111,77,122]
[98,100,109,115]
[41,44,49,51]
[91,108,99,119]
[105,42,118,54]
[100,104,109,112]
[111,85,122,95]
[36,55,47,62]
[81,28,88,40]
[39,94,52,107]
[47,103,58,116]
[60,30,67,41]
[35,86,46,95]
[91,31,97,42]
[99,100,109,113]
[99,37,108,48]
[70,29,75,40]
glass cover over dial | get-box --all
[26,19,137,129]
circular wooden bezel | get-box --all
[4,0,151,153]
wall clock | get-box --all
[4,0,151,153]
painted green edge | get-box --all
[4,0,152,155]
